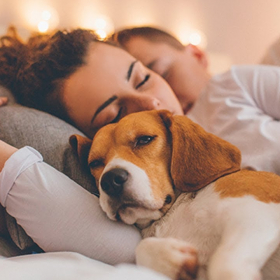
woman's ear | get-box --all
[184,44,208,68]
[69,134,92,167]
[158,110,241,192]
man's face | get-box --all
[122,36,210,115]
[63,42,183,138]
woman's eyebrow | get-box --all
[91,95,118,124]
[91,61,137,125]
[127,60,138,81]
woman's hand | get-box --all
[0,140,17,236]
[0,140,17,172]
[0,97,8,106]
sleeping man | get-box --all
[112,26,280,175]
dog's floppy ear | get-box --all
[158,110,241,192]
[69,134,92,167]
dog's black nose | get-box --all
[101,168,128,196]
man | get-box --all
[112,26,280,175]
[111,27,210,115]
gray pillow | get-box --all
[0,86,96,250]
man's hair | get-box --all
[0,27,106,123]
[111,26,185,51]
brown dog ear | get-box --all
[69,134,92,167]
[158,110,241,192]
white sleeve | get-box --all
[0,147,141,265]
[188,65,280,175]
[232,65,280,120]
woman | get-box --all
[0,27,183,138]
[0,26,183,268]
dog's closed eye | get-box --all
[89,159,104,169]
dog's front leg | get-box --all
[136,237,198,280]
[208,202,280,280]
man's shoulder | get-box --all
[223,64,280,78]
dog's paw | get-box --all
[136,237,198,280]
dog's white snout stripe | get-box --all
[99,158,162,220]
[101,158,152,201]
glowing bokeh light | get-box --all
[20,2,59,32]
[79,14,114,38]
[42,10,51,21]
[177,28,207,49]
[37,21,49,33]
[189,32,202,46]
[95,29,107,40]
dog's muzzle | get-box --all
[101,168,129,197]
[98,160,165,226]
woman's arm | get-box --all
[0,144,141,264]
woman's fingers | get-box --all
[0,97,8,106]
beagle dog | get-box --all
[71,110,280,280]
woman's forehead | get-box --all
[87,41,135,65]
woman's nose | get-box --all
[131,95,161,111]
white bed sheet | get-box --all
[0,251,169,280]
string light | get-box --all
[189,32,203,46]
[95,29,107,40]
[21,3,59,33]
[37,20,49,33]
[177,28,207,49]
[20,3,205,47]
[79,14,114,40]
[42,10,52,21]
[36,8,59,33]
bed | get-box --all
[0,34,279,279]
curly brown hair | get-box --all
[0,26,105,124]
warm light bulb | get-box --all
[21,3,59,32]
[94,18,107,30]
[78,14,114,38]
[189,32,202,46]
[37,21,49,33]
[177,28,207,49]
[42,10,51,21]
[95,29,107,40]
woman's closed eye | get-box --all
[111,107,123,123]
[136,74,150,89]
